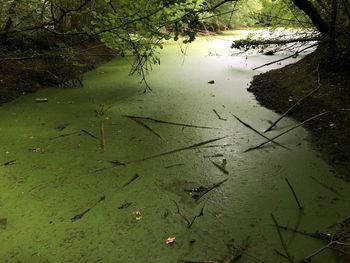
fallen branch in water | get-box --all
[119,174,140,189]
[245,111,330,152]
[252,43,318,71]
[172,200,205,229]
[71,195,105,222]
[2,160,16,166]
[123,115,218,129]
[271,213,294,263]
[277,225,329,240]
[100,120,106,151]
[50,131,80,140]
[115,136,228,165]
[192,178,228,202]
[164,163,185,169]
[231,114,289,150]
[93,136,228,173]
[211,160,229,175]
[125,115,163,139]
[81,129,99,140]
[310,176,342,197]
[285,178,303,210]
[301,240,350,262]
[264,66,322,133]
[213,109,227,121]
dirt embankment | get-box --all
[0,41,116,105]
[248,53,350,181]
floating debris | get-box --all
[165,236,176,245]
[208,80,215,84]
[134,209,142,221]
[35,98,48,103]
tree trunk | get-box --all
[290,0,330,36]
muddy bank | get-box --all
[248,52,350,181]
[0,41,115,105]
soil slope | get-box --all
[249,53,350,181]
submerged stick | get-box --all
[310,176,342,197]
[278,225,329,240]
[271,213,294,263]
[213,109,227,121]
[100,120,105,151]
[264,68,322,133]
[211,160,229,175]
[71,195,105,222]
[116,136,228,165]
[120,174,140,189]
[50,131,80,140]
[245,111,330,152]
[231,114,289,150]
[2,160,16,166]
[173,200,205,229]
[123,115,218,129]
[81,129,99,140]
[285,178,303,210]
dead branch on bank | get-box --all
[285,178,304,210]
[264,65,322,133]
[231,114,289,150]
[245,111,330,152]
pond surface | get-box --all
[0,31,349,263]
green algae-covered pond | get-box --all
[0,31,349,263]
